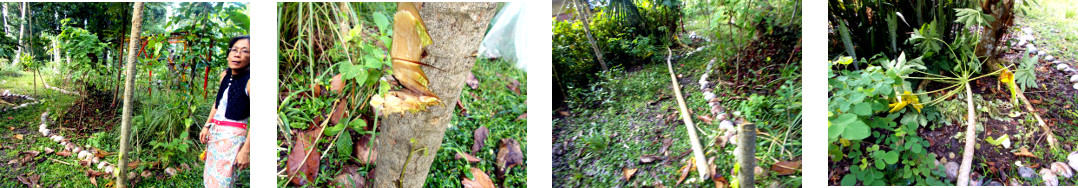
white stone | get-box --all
[1041,168,1058,186]
[104,166,115,174]
[703,92,715,101]
[1039,50,1048,56]
[77,150,92,160]
[92,156,100,164]
[1069,151,1078,171]
[1047,55,1056,61]
[946,162,960,181]
[1057,64,1070,71]
[97,161,109,169]
[1073,83,1078,90]
[1070,75,1078,83]
[1051,162,1073,178]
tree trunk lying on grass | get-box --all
[664,48,709,180]
[372,3,496,187]
[957,84,976,186]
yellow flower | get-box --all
[888,91,922,113]
[999,68,1014,84]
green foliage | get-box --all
[1014,55,1038,90]
[829,55,948,185]
[552,0,682,90]
[955,8,995,27]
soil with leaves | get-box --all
[0,72,218,187]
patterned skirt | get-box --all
[203,125,247,187]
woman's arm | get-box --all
[200,71,229,143]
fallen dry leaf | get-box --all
[354,133,377,165]
[89,176,97,186]
[472,126,489,155]
[770,160,802,176]
[1014,147,1037,158]
[17,174,39,188]
[557,110,570,117]
[288,130,320,186]
[496,138,524,178]
[455,152,482,163]
[676,157,696,186]
[714,175,728,188]
[697,115,713,124]
[330,74,345,94]
[516,112,527,121]
[639,155,664,163]
[466,72,479,89]
[14,134,23,140]
[55,150,72,156]
[329,101,348,126]
[506,78,521,95]
[623,167,638,180]
[332,165,365,188]
[461,168,495,188]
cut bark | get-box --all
[957,84,976,186]
[372,3,497,187]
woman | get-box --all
[200,35,250,187]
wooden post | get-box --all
[116,3,144,188]
[737,121,756,188]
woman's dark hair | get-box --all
[228,35,250,48]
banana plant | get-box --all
[369,2,441,115]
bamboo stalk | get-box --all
[665,48,709,180]
[957,84,976,186]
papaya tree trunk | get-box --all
[372,3,497,187]
[116,3,144,188]
[957,83,976,186]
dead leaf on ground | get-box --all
[332,165,365,188]
[461,168,495,188]
[329,101,348,126]
[287,130,320,186]
[55,151,71,157]
[714,175,728,188]
[330,74,345,94]
[1014,147,1037,158]
[17,174,39,188]
[557,110,570,117]
[698,115,713,124]
[676,157,696,186]
[506,78,521,95]
[89,176,97,186]
[86,169,105,177]
[354,133,377,165]
[639,155,664,163]
[472,126,489,155]
[15,134,23,140]
[770,160,802,176]
[516,112,527,121]
[496,138,524,178]
[466,72,479,89]
[623,167,637,180]
[455,152,482,163]
[660,138,673,156]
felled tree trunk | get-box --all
[116,3,144,188]
[372,3,496,187]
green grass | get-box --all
[0,70,224,187]
[426,58,528,187]
[1019,0,1078,62]
[554,50,801,187]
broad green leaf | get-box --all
[842,118,871,140]
[373,12,390,32]
[883,151,899,164]
[337,131,353,158]
[852,103,873,116]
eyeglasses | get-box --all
[230,47,249,55]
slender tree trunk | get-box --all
[574,0,607,71]
[3,3,9,34]
[373,3,496,187]
[116,3,144,188]
[14,2,24,66]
